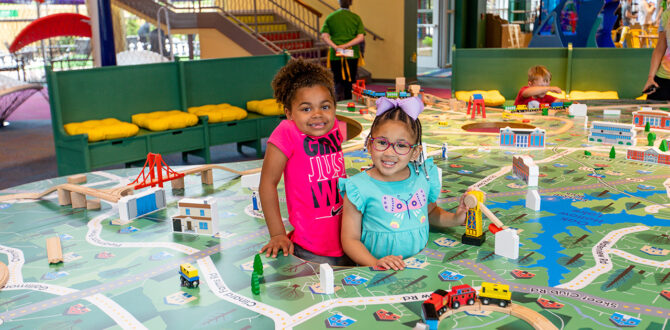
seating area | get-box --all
[48,53,290,175]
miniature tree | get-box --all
[645,122,650,132]
[660,139,669,152]
[648,132,657,146]
[253,253,264,276]
[251,271,260,295]
[609,146,616,159]
[584,150,592,156]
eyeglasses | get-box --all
[368,136,417,155]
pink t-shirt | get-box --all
[268,120,346,257]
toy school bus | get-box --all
[479,282,511,307]
[179,263,200,288]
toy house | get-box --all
[500,127,546,148]
[172,197,218,235]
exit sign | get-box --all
[0,10,18,18]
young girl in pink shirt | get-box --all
[259,59,352,266]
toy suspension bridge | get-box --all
[0,153,261,205]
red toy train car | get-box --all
[421,284,477,327]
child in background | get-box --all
[339,97,469,270]
[514,65,566,107]
[259,59,353,266]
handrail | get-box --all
[295,0,321,17]
[315,0,384,41]
[146,0,284,54]
[268,0,319,36]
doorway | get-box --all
[417,0,454,72]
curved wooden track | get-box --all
[438,302,558,330]
[0,261,8,289]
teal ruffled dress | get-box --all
[338,158,441,259]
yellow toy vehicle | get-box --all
[479,282,511,307]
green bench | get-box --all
[47,54,290,176]
[452,48,652,100]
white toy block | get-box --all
[495,228,519,260]
[413,322,429,330]
[603,109,621,116]
[320,263,334,294]
[569,104,587,117]
[241,173,261,189]
[526,189,541,211]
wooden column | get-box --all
[201,169,213,185]
[70,191,87,209]
[171,177,185,189]
[57,188,71,206]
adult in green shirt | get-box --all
[320,0,365,101]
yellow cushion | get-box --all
[246,98,284,116]
[131,110,198,131]
[636,94,647,100]
[454,90,505,106]
[568,91,619,100]
[188,103,248,123]
[64,118,139,142]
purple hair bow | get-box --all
[375,96,424,120]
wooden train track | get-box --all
[0,261,9,289]
[438,302,558,330]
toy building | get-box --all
[633,109,670,130]
[499,127,546,148]
[118,187,167,223]
[626,147,670,166]
[588,121,636,146]
[172,197,219,235]
[512,155,538,186]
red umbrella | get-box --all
[9,13,91,53]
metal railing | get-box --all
[214,0,322,40]
[138,0,284,54]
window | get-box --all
[199,222,208,230]
[186,209,190,215]
[200,210,205,216]
[635,117,639,124]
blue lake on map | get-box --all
[487,190,669,286]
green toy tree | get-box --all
[584,150,591,156]
[648,132,657,146]
[660,139,669,152]
[251,271,260,295]
[253,253,264,276]
[645,122,651,132]
[609,146,616,159]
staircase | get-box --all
[113,0,329,63]
[232,12,328,63]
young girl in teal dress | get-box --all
[339,97,469,270]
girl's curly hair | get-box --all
[272,58,335,110]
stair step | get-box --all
[273,38,314,50]
[260,31,304,41]
[287,47,329,59]
[234,14,277,24]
